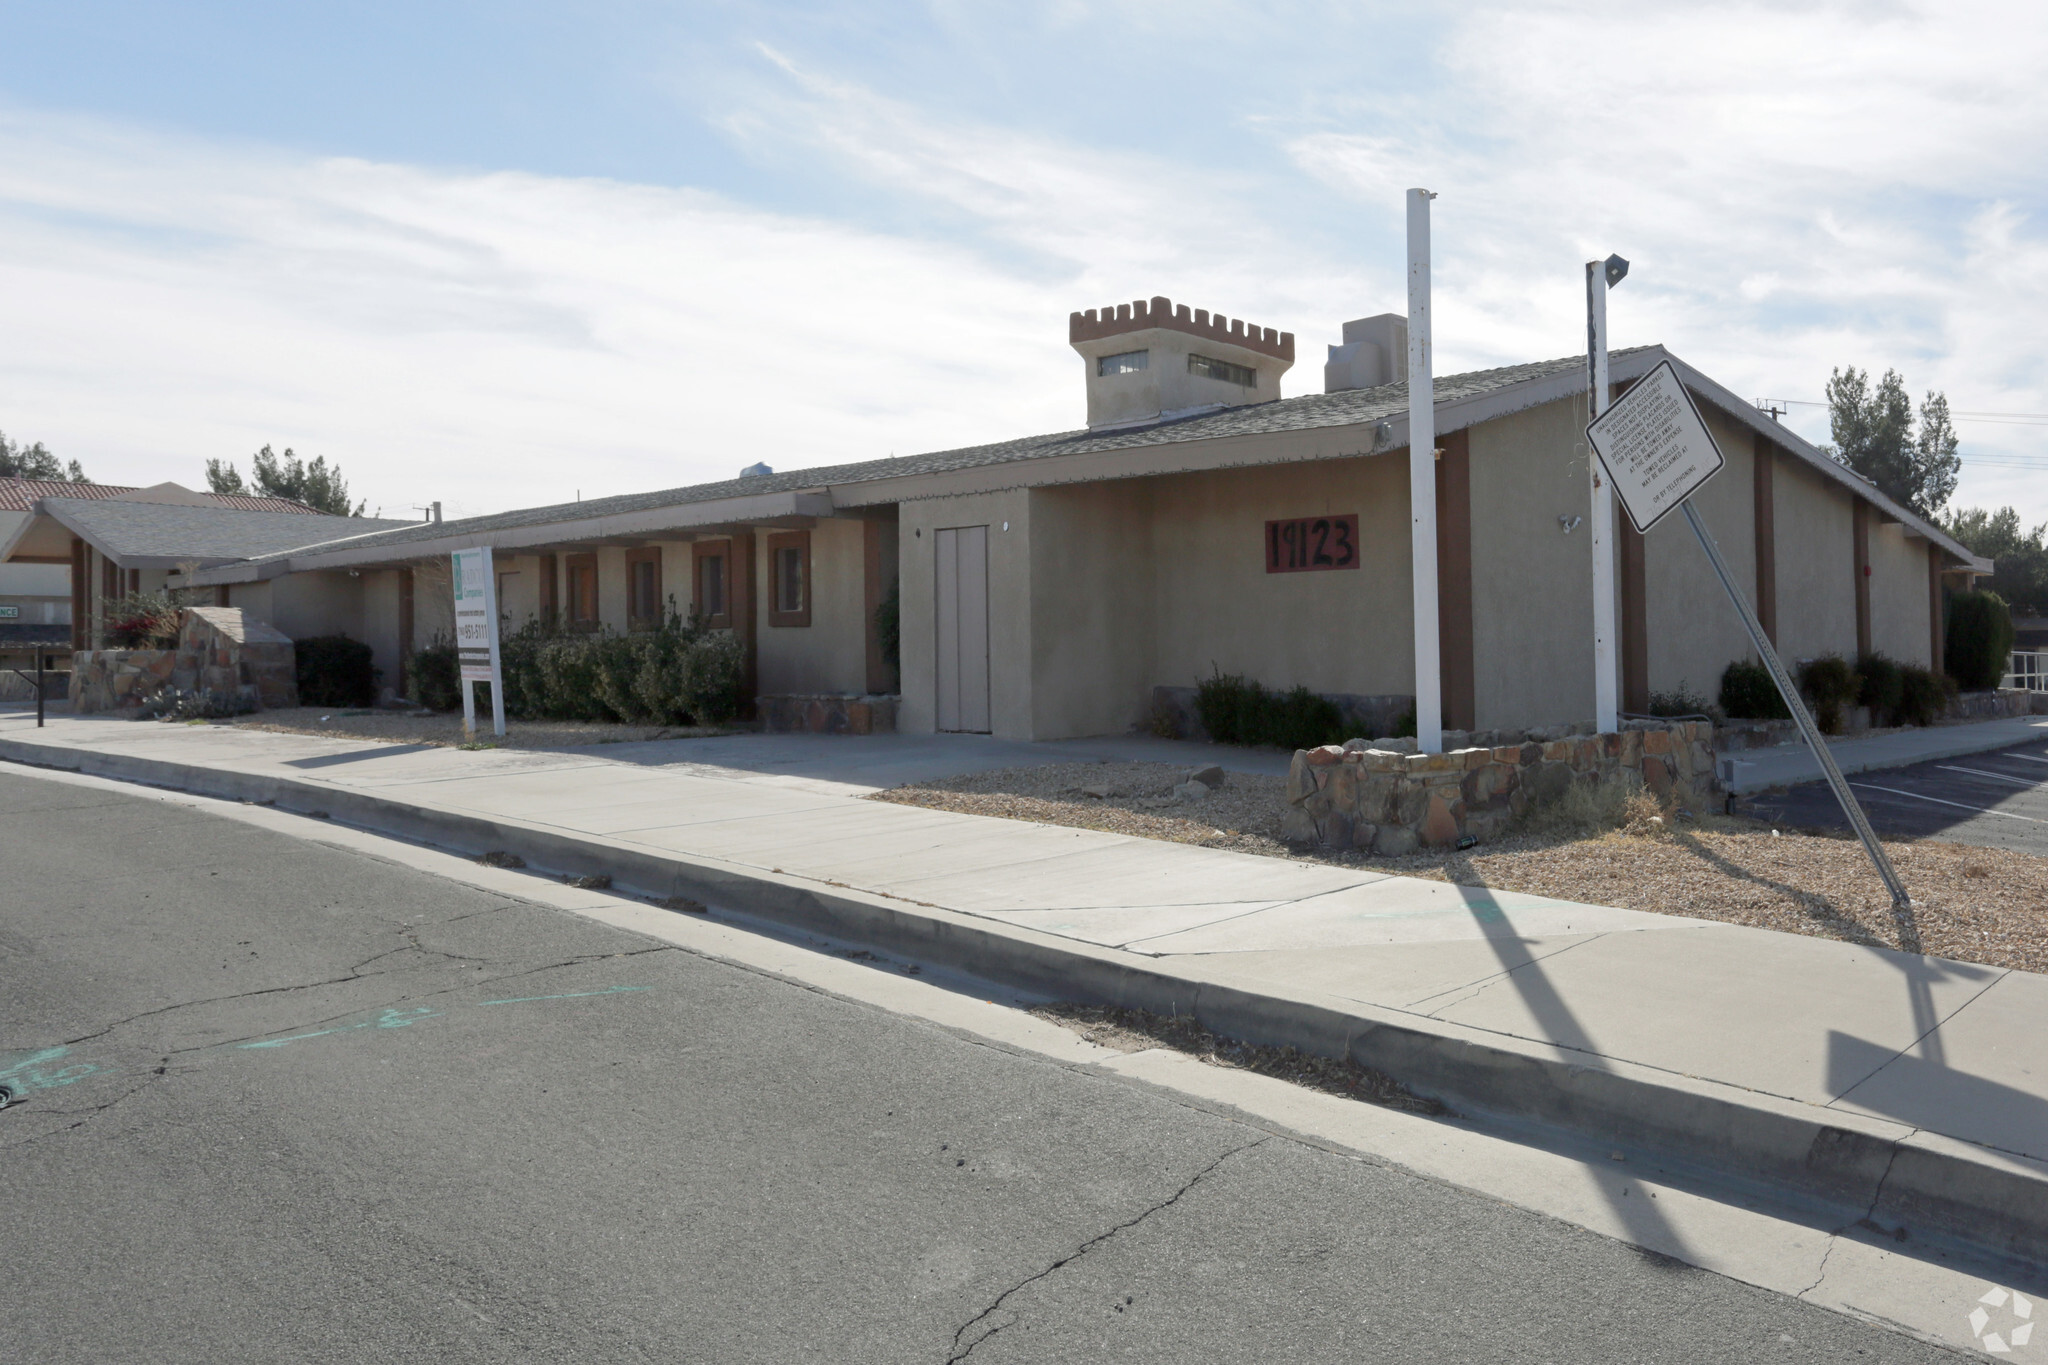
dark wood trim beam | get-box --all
[1929,549,1945,673]
[730,530,758,713]
[862,516,897,695]
[1434,427,1475,730]
[1752,436,1777,646]
[1620,519,1649,715]
[1853,499,1872,658]
[397,567,415,696]
[70,536,86,651]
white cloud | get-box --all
[3,3,2046,533]
[1285,0,2048,520]
[0,109,1089,519]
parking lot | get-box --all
[1747,740,2048,857]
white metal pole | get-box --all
[1586,261,1619,732]
[1407,188,1442,754]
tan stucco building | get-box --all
[35,299,1984,739]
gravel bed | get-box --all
[870,759,2048,974]
[224,707,730,749]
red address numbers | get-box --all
[1265,514,1359,573]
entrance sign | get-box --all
[1585,360,1726,534]
[451,546,506,739]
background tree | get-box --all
[0,430,88,482]
[205,444,364,516]
[1823,366,1961,516]
[1944,505,2048,616]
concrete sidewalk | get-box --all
[1723,713,2048,794]
[6,710,2047,1274]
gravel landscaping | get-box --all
[224,707,731,749]
[870,759,2048,975]
[1030,1003,1447,1115]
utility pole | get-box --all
[1408,189,1442,754]
[1585,253,1628,732]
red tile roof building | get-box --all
[0,477,321,515]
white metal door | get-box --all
[934,525,991,733]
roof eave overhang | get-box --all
[189,490,839,584]
[826,343,1981,567]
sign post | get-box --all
[451,546,506,740]
[1586,361,1909,908]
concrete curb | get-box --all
[8,732,2047,1272]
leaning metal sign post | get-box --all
[1586,361,1910,908]
[451,546,506,740]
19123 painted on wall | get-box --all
[1265,514,1359,573]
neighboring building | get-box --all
[0,480,410,657]
[0,476,336,678]
[48,298,1989,739]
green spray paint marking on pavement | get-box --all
[0,1045,111,1091]
[238,1006,442,1049]
[5,988,652,1090]
[476,986,650,1006]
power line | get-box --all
[1760,396,2048,423]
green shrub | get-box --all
[1647,680,1711,718]
[1193,671,1347,750]
[1798,655,1860,734]
[1855,652,1904,727]
[1945,589,2016,691]
[490,610,747,726]
[408,638,462,711]
[1194,672,1263,745]
[1897,664,1954,727]
[295,634,377,708]
[1719,659,1790,720]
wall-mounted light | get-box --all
[1559,514,1583,534]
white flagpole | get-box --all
[1407,188,1442,754]
[1587,260,1619,732]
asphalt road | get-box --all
[1747,739,2048,856]
[0,767,1956,1363]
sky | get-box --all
[0,0,2044,525]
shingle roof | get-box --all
[0,477,322,514]
[0,622,70,647]
[39,498,413,564]
[235,350,1611,565]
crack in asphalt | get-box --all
[945,1138,1266,1363]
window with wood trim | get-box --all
[566,553,600,631]
[626,547,663,631]
[693,541,731,628]
[767,530,810,628]
[537,554,559,626]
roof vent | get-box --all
[1325,314,1408,393]
[1068,296,1295,431]
[741,462,772,478]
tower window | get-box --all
[1189,353,1257,387]
[1096,350,1149,377]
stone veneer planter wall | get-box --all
[70,607,298,714]
[1283,720,1720,856]
[757,693,899,735]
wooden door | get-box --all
[934,525,990,733]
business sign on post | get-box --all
[450,546,505,738]
[1584,359,1726,534]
